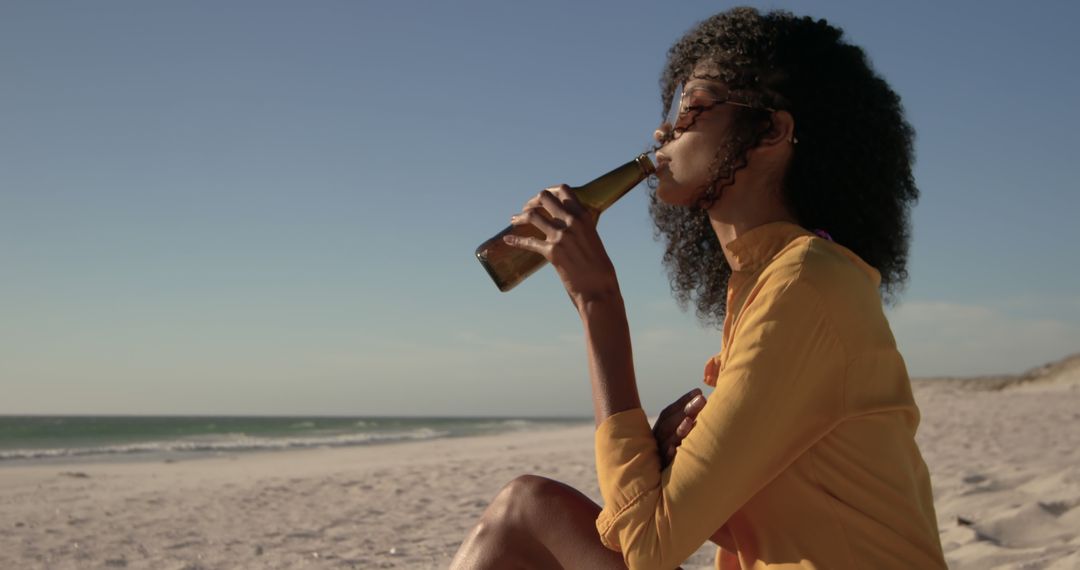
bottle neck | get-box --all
[573,154,655,212]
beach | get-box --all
[2,356,1078,569]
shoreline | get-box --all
[0,421,594,471]
[0,416,593,468]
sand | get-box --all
[1,354,1078,569]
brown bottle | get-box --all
[475,153,656,292]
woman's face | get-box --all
[653,63,741,207]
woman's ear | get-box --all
[759,110,796,148]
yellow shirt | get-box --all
[594,222,946,569]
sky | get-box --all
[2,1,1078,416]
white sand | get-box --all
[2,354,1078,569]
[913,353,1080,569]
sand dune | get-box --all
[910,352,1080,569]
[1,353,1078,569]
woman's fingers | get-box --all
[510,208,564,238]
[506,183,617,308]
[654,389,703,439]
[663,418,693,451]
[548,185,588,218]
[659,389,700,419]
[509,185,581,239]
[656,391,707,467]
[502,234,551,256]
[537,187,578,226]
[684,393,707,418]
[675,417,694,438]
[520,193,542,212]
[661,419,693,469]
[507,185,605,270]
[517,185,573,218]
[504,186,575,251]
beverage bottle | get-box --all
[475,153,656,292]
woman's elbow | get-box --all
[617,523,684,570]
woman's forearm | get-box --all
[578,292,642,426]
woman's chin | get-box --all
[655,184,700,207]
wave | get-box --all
[469,419,535,430]
[0,428,448,461]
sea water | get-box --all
[0,415,589,464]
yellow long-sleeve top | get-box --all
[595,222,946,569]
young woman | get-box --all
[450,8,947,569]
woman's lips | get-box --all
[655,153,670,173]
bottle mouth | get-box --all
[637,153,657,176]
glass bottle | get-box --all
[475,153,656,292]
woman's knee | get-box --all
[484,474,561,529]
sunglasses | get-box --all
[666,84,777,131]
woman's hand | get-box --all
[504,185,620,309]
[652,389,707,469]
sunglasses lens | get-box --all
[666,84,684,128]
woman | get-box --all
[451,8,947,569]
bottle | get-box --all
[475,153,656,292]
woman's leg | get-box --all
[449,474,627,570]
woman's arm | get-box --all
[578,294,642,427]
[503,185,643,427]
[592,275,846,568]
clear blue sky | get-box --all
[2,1,1078,416]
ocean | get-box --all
[0,415,591,464]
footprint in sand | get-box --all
[959,473,1005,495]
[1038,500,1072,517]
[972,502,1076,548]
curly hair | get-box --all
[649,7,918,327]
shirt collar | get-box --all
[725,220,883,286]
[725,221,814,273]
